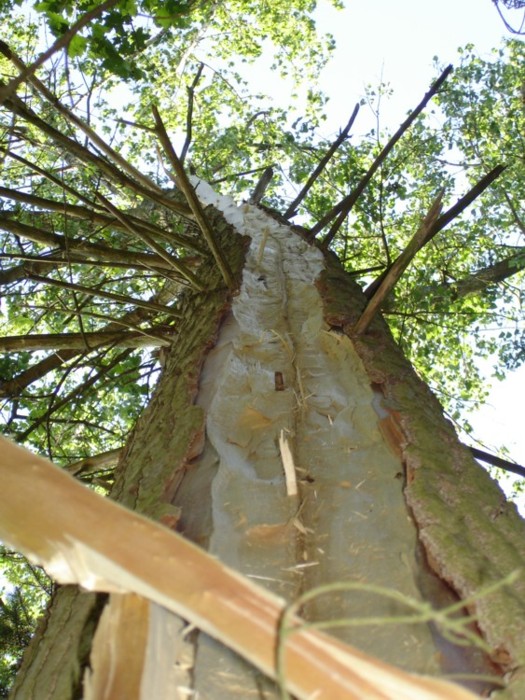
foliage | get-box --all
[0,546,52,697]
[0,0,523,690]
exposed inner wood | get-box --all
[173,184,495,697]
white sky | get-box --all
[308,1,525,492]
[314,0,507,129]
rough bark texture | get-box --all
[10,191,525,699]
[9,587,105,700]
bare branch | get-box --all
[64,448,122,477]
[180,62,205,164]
[428,250,525,301]
[284,104,360,219]
[95,192,204,289]
[354,191,444,335]
[0,329,172,353]
[0,184,204,252]
[0,233,192,287]
[152,105,236,288]
[470,446,525,479]
[248,166,274,204]
[0,247,191,286]
[27,273,182,317]
[307,65,453,245]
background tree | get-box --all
[1,1,525,698]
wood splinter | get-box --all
[279,429,298,497]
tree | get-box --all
[1,2,525,698]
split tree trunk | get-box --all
[10,186,525,699]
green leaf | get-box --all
[67,33,87,58]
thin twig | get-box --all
[308,65,453,245]
[180,63,204,164]
[211,164,275,185]
[16,348,132,442]
[503,191,525,236]
[28,273,181,317]
[353,191,444,335]
[152,105,236,288]
[284,104,360,219]
[0,0,119,106]
[116,117,157,133]
[95,192,203,289]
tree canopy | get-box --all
[0,0,524,693]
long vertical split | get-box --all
[180,182,465,697]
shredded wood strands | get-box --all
[0,436,478,700]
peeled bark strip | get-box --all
[84,594,149,700]
[174,184,506,697]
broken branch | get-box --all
[365,165,506,299]
[354,191,444,335]
[152,105,236,289]
[307,65,453,245]
[284,104,360,219]
[424,164,506,244]
[0,437,477,700]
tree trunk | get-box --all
[10,185,525,699]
